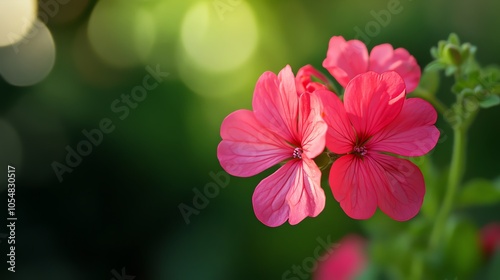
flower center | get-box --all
[353,146,367,157]
[293,147,303,159]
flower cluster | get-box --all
[217,36,440,227]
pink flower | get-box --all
[296,64,330,94]
[217,65,328,227]
[480,222,500,258]
[314,235,367,280]
[316,71,439,221]
[323,36,421,92]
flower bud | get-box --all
[444,45,462,66]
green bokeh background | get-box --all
[1,0,499,279]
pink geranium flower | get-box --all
[316,71,439,221]
[480,222,500,258]
[314,235,367,280]
[217,65,328,227]
[323,36,421,92]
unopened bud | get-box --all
[445,45,462,66]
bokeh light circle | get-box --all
[178,52,257,99]
[87,0,156,68]
[180,1,258,72]
[0,0,37,47]
[0,19,56,86]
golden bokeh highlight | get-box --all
[87,0,156,68]
[0,20,56,86]
[0,0,37,47]
[180,1,258,73]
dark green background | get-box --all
[1,0,499,279]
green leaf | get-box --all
[430,46,439,59]
[486,248,500,280]
[445,66,457,76]
[459,87,475,96]
[444,218,482,278]
[437,40,447,56]
[479,94,500,108]
[451,70,480,94]
[457,178,500,207]
[493,176,500,188]
[415,157,448,219]
[425,61,446,72]
[448,33,461,45]
[490,85,500,94]
[481,66,500,83]
[461,43,473,62]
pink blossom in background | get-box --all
[217,65,328,227]
[480,222,500,258]
[316,71,439,221]
[314,235,367,280]
[296,64,330,94]
[323,36,421,92]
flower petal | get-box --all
[314,235,367,280]
[296,64,329,94]
[480,223,500,258]
[252,158,325,227]
[288,157,326,225]
[323,36,369,88]
[369,44,421,92]
[218,109,290,177]
[344,71,406,140]
[315,89,355,154]
[252,65,299,144]
[369,153,425,221]
[369,98,440,157]
[329,154,377,219]
[298,92,328,158]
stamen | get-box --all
[353,146,367,156]
[293,147,303,159]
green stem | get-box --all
[409,253,424,280]
[410,89,449,116]
[426,95,449,117]
[429,125,467,248]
